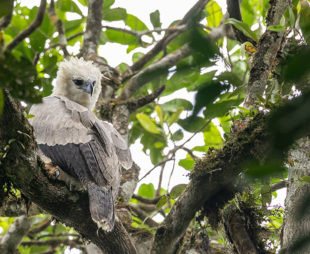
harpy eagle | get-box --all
[29,57,132,231]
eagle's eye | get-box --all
[73,79,83,86]
[92,81,96,86]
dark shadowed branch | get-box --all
[0,0,14,31]
[5,0,46,51]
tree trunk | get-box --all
[282,137,310,253]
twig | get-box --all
[130,204,158,228]
[28,218,51,235]
[132,194,162,205]
[47,0,69,56]
[5,0,47,51]
[80,0,103,56]
[127,85,165,112]
[270,180,288,192]
[156,164,165,197]
[138,158,174,182]
[36,233,81,240]
[47,32,84,50]
[21,238,82,247]
[0,0,14,31]
[167,158,176,191]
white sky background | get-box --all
[19,0,285,239]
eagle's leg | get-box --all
[57,169,84,192]
[39,151,83,191]
[44,161,61,178]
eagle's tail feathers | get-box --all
[87,182,115,232]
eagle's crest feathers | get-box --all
[53,57,102,110]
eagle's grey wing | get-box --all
[29,96,132,231]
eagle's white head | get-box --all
[53,57,102,110]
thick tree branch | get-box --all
[0,91,137,254]
[5,0,46,51]
[150,113,271,254]
[244,0,290,106]
[80,0,103,56]
[0,0,14,31]
[223,203,261,254]
[0,215,35,254]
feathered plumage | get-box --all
[29,57,132,231]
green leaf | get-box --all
[136,113,161,134]
[105,29,139,45]
[168,106,184,126]
[57,0,83,16]
[267,25,285,31]
[156,195,168,210]
[132,52,144,63]
[103,0,115,11]
[160,99,193,112]
[26,114,35,119]
[138,183,155,199]
[205,0,223,28]
[0,0,12,18]
[301,176,310,184]
[126,14,149,32]
[204,98,243,120]
[261,185,272,207]
[178,116,206,133]
[225,18,257,41]
[155,105,163,124]
[150,147,163,165]
[170,184,187,199]
[171,129,184,141]
[288,7,295,28]
[103,8,127,21]
[150,10,161,28]
[77,0,87,6]
[179,157,195,170]
[203,123,223,149]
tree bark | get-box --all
[282,137,310,254]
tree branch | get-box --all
[0,91,137,254]
[5,0,46,51]
[80,0,103,56]
[118,44,192,100]
[150,113,272,254]
[0,215,35,254]
[244,0,290,106]
[47,0,69,56]
[0,0,14,31]
[118,21,229,101]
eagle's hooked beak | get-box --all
[81,79,94,96]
